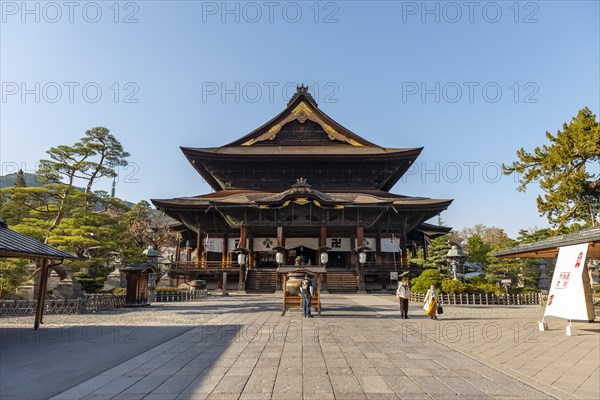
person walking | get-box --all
[300,274,314,318]
[396,277,410,319]
[423,284,438,320]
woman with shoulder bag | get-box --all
[423,284,439,320]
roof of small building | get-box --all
[492,226,600,259]
[0,220,75,260]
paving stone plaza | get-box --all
[1,293,598,400]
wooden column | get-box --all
[400,231,408,269]
[240,224,247,249]
[276,224,284,292]
[196,225,203,267]
[222,233,228,267]
[357,225,364,248]
[356,225,365,292]
[239,224,247,290]
[319,223,329,293]
[277,225,285,247]
[34,258,50,330]
[423,232,429,260]
[175,233,181,263]
[319,224,327,265]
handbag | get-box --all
[437,305,444,315]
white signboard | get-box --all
[253,238,277,252]
[544,243,591,321]
[285,238,319,250]
[205,238,222,253]
[380,237,401,253]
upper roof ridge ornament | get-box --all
[287,83,317,106]
[291,177,311,193]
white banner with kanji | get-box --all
[544,243,590,320]
[253,238,277,252]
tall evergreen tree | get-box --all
[14,169,26,187]
[503,107,600,228]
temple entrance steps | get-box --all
[245,270,278,293]
[326,271,359,293]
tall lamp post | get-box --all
[446,245,464,281]
[273,245,286,292]
[356,245,371,292]
[143,245,159,301]
[234,247,248,294]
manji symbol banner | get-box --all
[544,243,590,320]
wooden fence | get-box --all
[409,292,543,306]
[154,289,208,302]
[0,294,126,316]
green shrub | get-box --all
[155,286,177,293]
[75,277,104,293]
[441,279,467,294]
[411,269,446,293]
[95,277,106,283]
[113,288,126,295]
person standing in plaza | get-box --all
[396,277,410,319]
[423,284,438,320]
[300,274,314,318]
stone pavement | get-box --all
[350,295,600,400]
[43,293,588,400]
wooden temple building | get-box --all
[151,86,452,292]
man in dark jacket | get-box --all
[300,274,313,318]
[396,277,410,319]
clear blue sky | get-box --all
[1,1,599,238]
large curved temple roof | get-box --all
[152,85,453,233]
[180,85,423,192]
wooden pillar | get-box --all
[175,233,181,263]
[277,225,285,247]
[221,233,228,267]
[423,232,429,260]
[356,226,365,292]
[375,232,382,264]
[247,234,254,270]
[400,232,408,269]
[357,225,364,248]
[34,258,50,330]
[239,225,247,290]
[196,225,203,267]
[319,224,327,265]
[275,225,285,292]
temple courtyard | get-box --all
[1,294,598,400]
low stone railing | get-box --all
[154,289,208,302]
[0,294,126,316]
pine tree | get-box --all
[14,169,26,187]
[503,107,600,228]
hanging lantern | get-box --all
[320,251,329,266]
[358,251,367,265]
[237,253,246,266]
[276,251,285,265]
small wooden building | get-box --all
[122,262,157,307]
